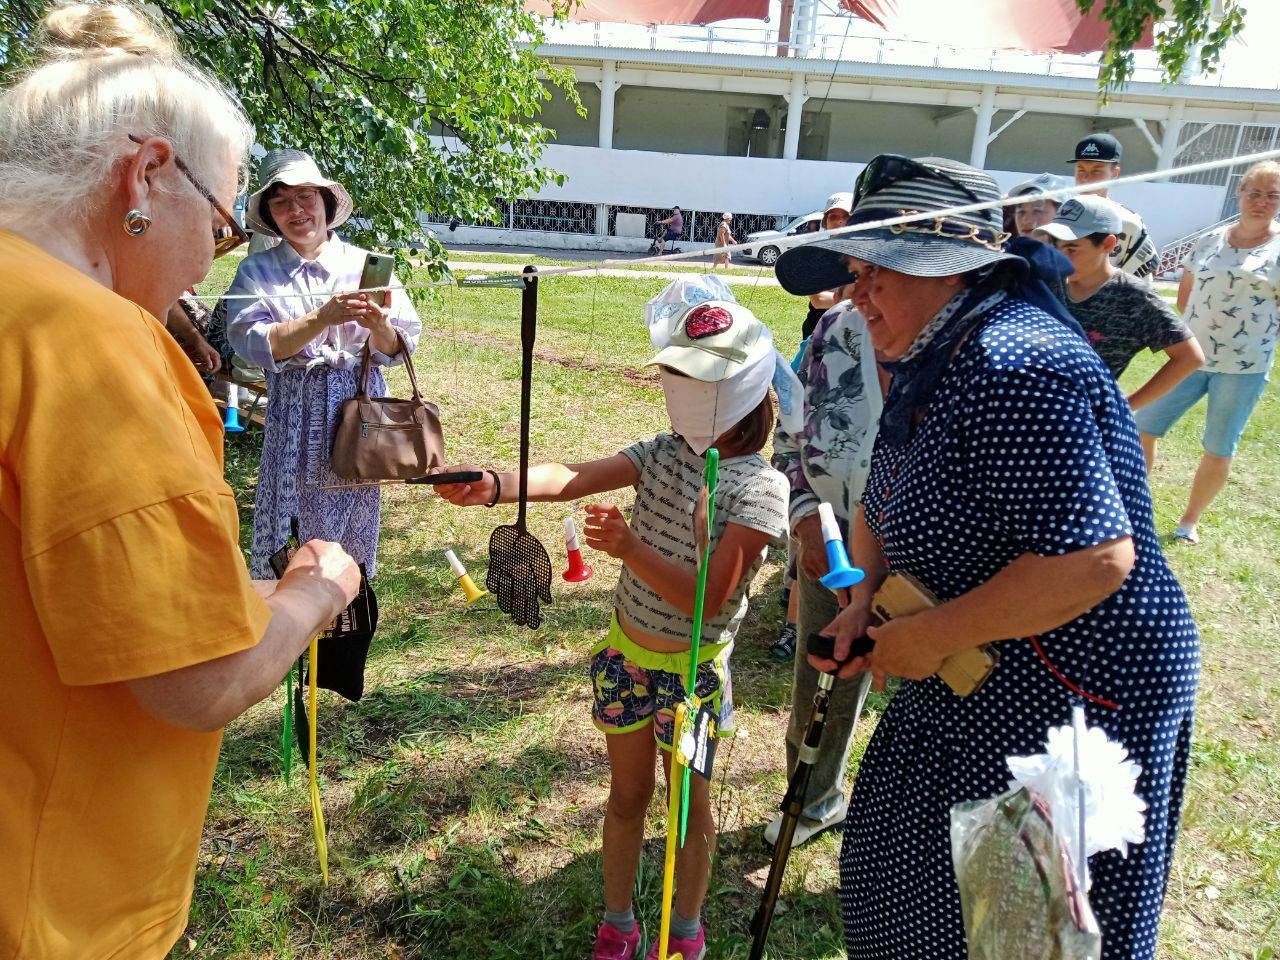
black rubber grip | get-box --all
[405,471,485,485]
[806,632,875,664]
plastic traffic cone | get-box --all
[445,549,487,604]
[222,382,245,433]
[562,516,593,583]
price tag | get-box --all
[684,702,718,781]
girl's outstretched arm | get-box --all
[430,454,640,507]
[585,505,771,619]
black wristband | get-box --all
[484,469,502,508]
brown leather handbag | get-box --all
[330,330,444,480]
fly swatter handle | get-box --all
[518,267,537,527]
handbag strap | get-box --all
[355,329,421,400]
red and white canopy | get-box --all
[525,0,1153,52]
[841,0,1153,54]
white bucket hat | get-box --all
[245,149,354,237]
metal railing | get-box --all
[1155,216,1237,279]
[427,200,794,245]
[541,10,1278,91]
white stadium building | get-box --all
[424,2,1280,272]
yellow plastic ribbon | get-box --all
[308,635,329,885]
[657,701,688,960]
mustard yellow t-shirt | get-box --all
[0,231,272,959]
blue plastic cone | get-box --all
[223,382,245,433]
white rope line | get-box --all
[189,146,1280,302]
[188,280,454,303]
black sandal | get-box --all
[769,623,798,661]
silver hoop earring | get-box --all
[123,209,152,236]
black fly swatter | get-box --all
[487,268,553,628]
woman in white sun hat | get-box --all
[226,149,422,580]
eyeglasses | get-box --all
[128,134,249,259]
[267,188,321,213]
[1239,188,1280,204]
[853,154,983,211]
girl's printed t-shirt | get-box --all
[1182,227,1280,375]
[615,433,788,646]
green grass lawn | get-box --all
[180,263,1279,959]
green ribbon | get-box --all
[680,447,719,846]
[281,663,294,784]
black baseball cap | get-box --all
[1071,133,1122,164]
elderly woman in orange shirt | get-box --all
[0,5,358,958]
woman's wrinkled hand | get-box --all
[280,539,361,622]
[809,599,871,679]
[583,503,635,560]
[429,465,495,507]
[185,334,222,373]
[316,292,368,327]
[859,613,947,691]
[353,293,392,333]
[794,512,827,582]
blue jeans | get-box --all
[1134,369,1268,457]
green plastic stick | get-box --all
[281,664,294,783]
[680,448,719,846]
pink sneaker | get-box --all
[645,926,705,960]
[592,922,641,960]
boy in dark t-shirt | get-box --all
[1035,195,1203,411]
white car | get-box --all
[740,210,824,266]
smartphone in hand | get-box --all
[359,252,394,308]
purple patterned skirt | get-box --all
[249,363,386,580]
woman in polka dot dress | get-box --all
[775,156,1199,960]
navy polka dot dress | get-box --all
[842,299,1200,960]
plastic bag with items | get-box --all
[951,709,1147,960]
[951,787,1101,960]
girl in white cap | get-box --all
[226,150,422,580]
[432,295,791,960]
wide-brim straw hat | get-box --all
[245,149,353,237]
[775,156,1016,295]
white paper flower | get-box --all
[1007,719,1147,888]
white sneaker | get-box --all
[764,799,848,849]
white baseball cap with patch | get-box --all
[824,191,854,214]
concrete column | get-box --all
[595,203,608,237]
[783,73,807,161]
[1156,98,1186,171]
[969,84,996,168]
[598,60,617,150]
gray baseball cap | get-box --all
[1034,194,1123,242]
[1009,172,1071,199]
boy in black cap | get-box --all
[1071,132,1160,277]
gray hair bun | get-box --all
[39,3,175,58]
